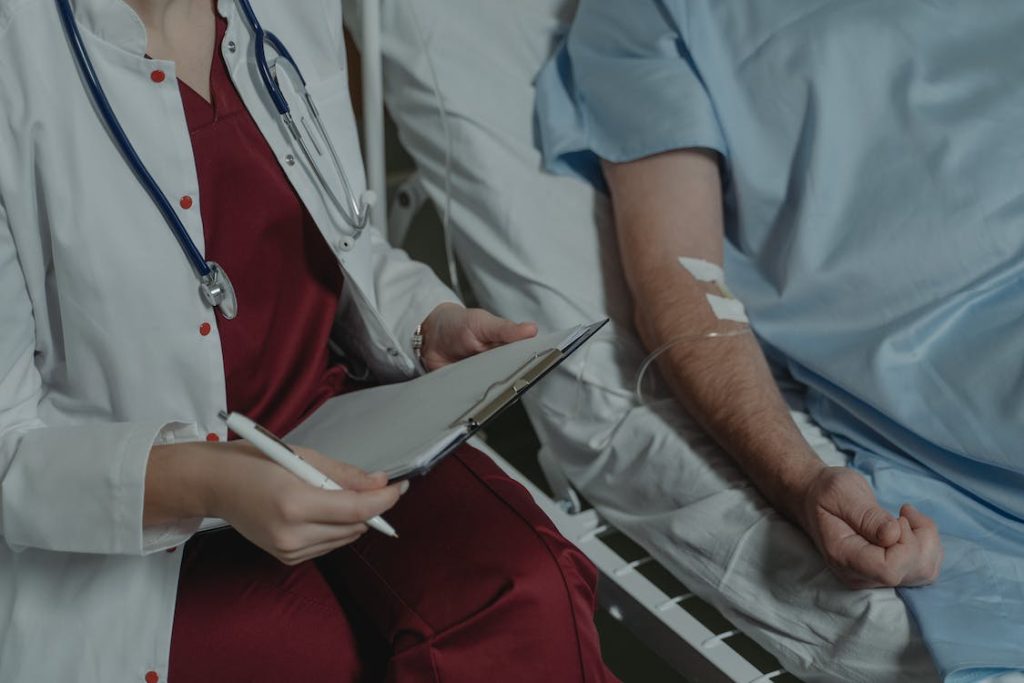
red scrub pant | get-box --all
[168,447,617,682]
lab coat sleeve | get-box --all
[0,199,198,556]
[365,224,462,366]
[330,0,461,364]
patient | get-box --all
[536,1,1024,681]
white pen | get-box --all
[218,411,399,538]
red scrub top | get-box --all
[181,17,347,436]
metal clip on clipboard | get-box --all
[455,348,565,429]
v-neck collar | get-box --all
[179,16,241,132]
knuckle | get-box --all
[458,328,477,347]
[275,495,303,523]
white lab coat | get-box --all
[0,0,458,680]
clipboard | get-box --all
[284,319,608,481]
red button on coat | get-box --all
[179,195,194,210]
[199,322,212,337]
[206,433,220,442]
[150,70,166,83]
[145,671,160,683]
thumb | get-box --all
[855,504,901,548]
[296,448,389,492]
[830,471,900,547]
[478,314,538,345]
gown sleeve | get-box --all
[535,0,727,190]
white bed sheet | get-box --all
[342,1,939,680]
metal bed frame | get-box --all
[356,5,787,680]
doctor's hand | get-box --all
[218,444,405,565]
[203,443,406,565]
[793,466,943,589]
[147,442,404,564]
[419,302,538,371]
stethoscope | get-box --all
[54,0,376,320]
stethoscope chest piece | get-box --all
[200,262,238,320]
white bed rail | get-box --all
[360,0,388,238]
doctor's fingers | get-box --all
[471,310,538,345]
[292,446,390,491]
[275,525,368,566]
[299,486,403,525]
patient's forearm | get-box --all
[603,152,823,518]
[652,323,822,514]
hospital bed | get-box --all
[347,1,798,681]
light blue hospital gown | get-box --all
[535,1,1024,680]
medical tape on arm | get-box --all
[677,257,749,324]
[631,257,751,406]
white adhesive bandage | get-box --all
[677,257,724,283]
[678,257,749,324]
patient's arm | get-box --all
[603,150,942,589]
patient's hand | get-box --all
[796,466,943,589]
[419,303,537,371]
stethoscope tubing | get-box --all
[232,0,369,232]
[235,0,305,115]
[54,0,212,280]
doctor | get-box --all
[0,0,617,681]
